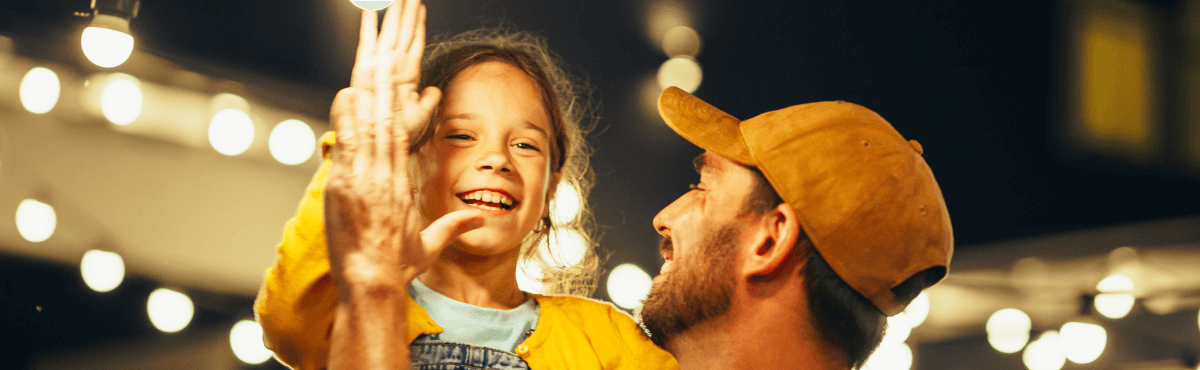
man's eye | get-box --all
[688,184,700,191]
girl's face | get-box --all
[416,60,557,256]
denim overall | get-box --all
[408,331,534,370]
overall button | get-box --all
[515,344,530,356]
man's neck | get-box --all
[669,288,848,370]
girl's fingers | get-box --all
[351,10,378,88]
[420,210,487,259]
[376,2,402,57]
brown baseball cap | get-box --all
[657,86,953,316]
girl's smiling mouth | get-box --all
[456,189,518,212]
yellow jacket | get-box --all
[254,132,678,370]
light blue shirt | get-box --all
[408,278,539,352]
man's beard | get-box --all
[639,224,738,349]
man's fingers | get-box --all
[376,2,402,56]
[420,210,486,258]
[330,89,359,167]
[396,0,420,57]
[351,10,378,88]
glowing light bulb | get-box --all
[657,57,703,93]
[269,119,316,165]
[987,308,1032,354]
[904,291,930,328]
[100,74,143,125]
[661,26,701,57]
[861,342,912,370]
[882,312,912,345]
[147,288,193,333]
[80,250,125,292]
[81,15,134,68]
[550,182,582,225]
[538,228,588,268]
[516,259,544,294]
[20,67,60,114]
[1023,331,1066,370]
[1095,274,1135,319]
[230,320,274,364]
[607,263,652,309]
[15,199,56,243]
[209,108,255,156]
[350,0,393,10]
[1060,322,1106,364]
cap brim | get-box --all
[657,87,757,165]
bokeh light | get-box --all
[550,182,582,225]
[16,199,56,243]
[80,250,125,293]
[147,288,194,333]
[882,312,912,345]
[861,342,913,370]
[1095,274,1135,319]
[81,22,134,68]
[230,320,274,364]
[661,25,701,57]
[268,119,316,165]
[904,291,930,328]
[538,228,587,268]
[100,74,143,125]
[987,308,1032,354]
[1023,331,1066,370]
[350,0,393,11]
[516,259,544,294]
[1060,321,1106,364]
[657,57,703,93]
[607,263,652,309]
[209,108,256,156]
[20,67,60,114]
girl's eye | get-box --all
[514,142,541,151]
[447,134,473,140]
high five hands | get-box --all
[324,0,485,302]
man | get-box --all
[639,87,953,370]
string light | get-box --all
[81,0,140,68]
[147,288,193,333]
[607,263,652,309]
[657,57,703,93]
[268,119,316,165]
[1094,274,1135,319]
[209,108,256,156]
[1060,321,1106,364]
[1023,331,1066,370]
[350,0,393,10]
[230,320,273,364]
[80,250,125,293]
[538,228,588,268]
[15,199,56,243]
[19,67,60,114]
[100,73,143,125]
[987,308,1032,354]
[904,291,930,328]
[550,182,583,225]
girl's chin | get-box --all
[450,228,527,256]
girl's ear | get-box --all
[544,172,563,219]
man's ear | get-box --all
[741,203,802,280]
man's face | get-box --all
[640,152,761,349]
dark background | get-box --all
[2,0,1199,368]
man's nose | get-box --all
[652,198,679,236]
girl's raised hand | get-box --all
[324,0,483,300]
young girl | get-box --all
[254,2,677,369]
